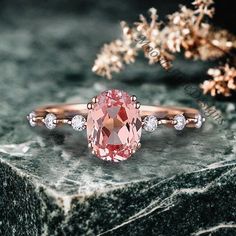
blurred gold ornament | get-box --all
[92,0,236,97]
[201,64,236,96]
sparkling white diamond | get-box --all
[174,114,186,130]
[71,115,86,131]
[143,115,158,132]
[28,112,36,127]
[195,114,203,128]
[44,113,57,130]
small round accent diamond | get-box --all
[44,113,57,129]
[174,114,186,130]
[143,115,158,132]
[195,114,203,128]
[71,115,86,131]
[28,112,36,127]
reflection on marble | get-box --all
[0,1,236,235]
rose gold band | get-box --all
[31,103,202,128]
[141,105,201,128]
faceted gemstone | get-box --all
[174,114,186,130]
[87,89,142,161]
[28,111,36,127]
[143,115,158,132]
[44,113,57,129]
[71,115,86,131]
[195,114,203,128]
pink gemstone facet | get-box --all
[87,89,142,161]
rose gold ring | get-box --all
[27,89,205,162]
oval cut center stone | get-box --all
[87,89,142,161]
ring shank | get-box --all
[35,104,88,118]
[32,103,201,128]
[140,105,198,118]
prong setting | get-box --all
[131,95,137,102]
[137,142,141,149]
[131,149,136,154]
[135,101,141,109]
[91,150,96,155]
[88,142,92,148]
[87,102,93,110]
[92,96,98,103]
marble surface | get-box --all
[0,1,236,236]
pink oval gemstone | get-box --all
[87,89,142,161]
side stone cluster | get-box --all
[143,113,204,132]
[27,112,86,131]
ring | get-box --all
[27,89,205,162]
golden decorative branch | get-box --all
[201,64,236,96]
[92,0,236,97]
